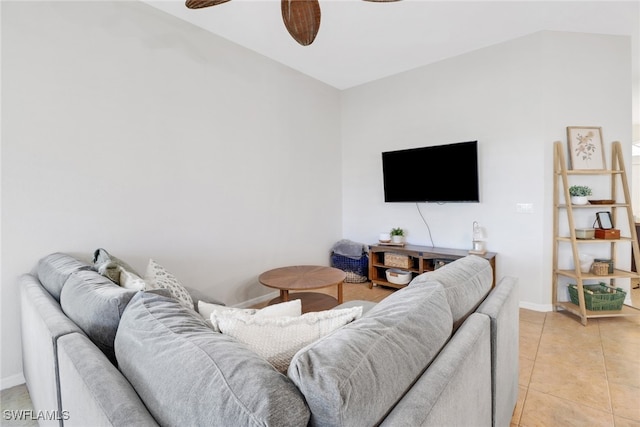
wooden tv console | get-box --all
[368,244,497,289]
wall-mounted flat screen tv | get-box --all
[382,140,479,203]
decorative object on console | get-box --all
[469,221,487,255]
[390,227,405,244]
[184,0,401,46]
[568,185,592,205]
[567,126,605,170]
[379,232,391,243]
[383,252,411,269]
[385,268,412,285]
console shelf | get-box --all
[368,244,496,289]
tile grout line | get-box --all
[596,319,615,419]
[516,313,546,426]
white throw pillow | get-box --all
[216,306,363,372]
[199,303,257,330]
[144,259,194,310]
[119,267,147,291]
[204,299,302,332]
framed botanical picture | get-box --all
[567,126,605,170]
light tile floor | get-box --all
[514,308,640,427]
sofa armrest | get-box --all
[381,313,492,426]
[57,333,159,427]
[476,276,519,427]
[19,274,84,427]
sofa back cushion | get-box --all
[409,255,492,329]
[34,253,92,301]
[115,292,310,427]
[288,283,452,427]
[60,269,137,364]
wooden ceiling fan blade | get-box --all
[185,0,231,9]
[281,0,321,46]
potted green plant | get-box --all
[390,227,405,244]
[569,185,592,205]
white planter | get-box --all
[391,235,404,244]
[571,196,589,205]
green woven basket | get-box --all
[568,283,626,311]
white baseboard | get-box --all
[519,301,553,312]
[1,373,25,390]
[234,291,279,309]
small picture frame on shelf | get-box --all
[567,126,605,170]
[595,211,613,229]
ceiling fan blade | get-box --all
[281,0,321,46]
[185,0,231,9]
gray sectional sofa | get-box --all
[19,252,518,427]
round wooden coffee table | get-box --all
[258,265,346,313]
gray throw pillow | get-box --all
[288,283,453,427]
[115,292,310,427]
[92,248,140,285]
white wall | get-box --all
[1,1,342,386]
[341,31,632,311]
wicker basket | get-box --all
[568,283,626,311]
[330,253,368,283]
[384,252,412,269]
[591,262,609,276]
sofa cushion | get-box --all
[60,269,137,364]
[217,306,362,372]
[288,283,452,427]
[409,255,492,329]
[34,252,92,301]
[115,292,310,427]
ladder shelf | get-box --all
[552,141,640,325]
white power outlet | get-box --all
[516,203,534,214]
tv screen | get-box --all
[382,141,479,203]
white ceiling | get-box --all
[143,0,639,90]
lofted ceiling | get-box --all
[143,1,639,90]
